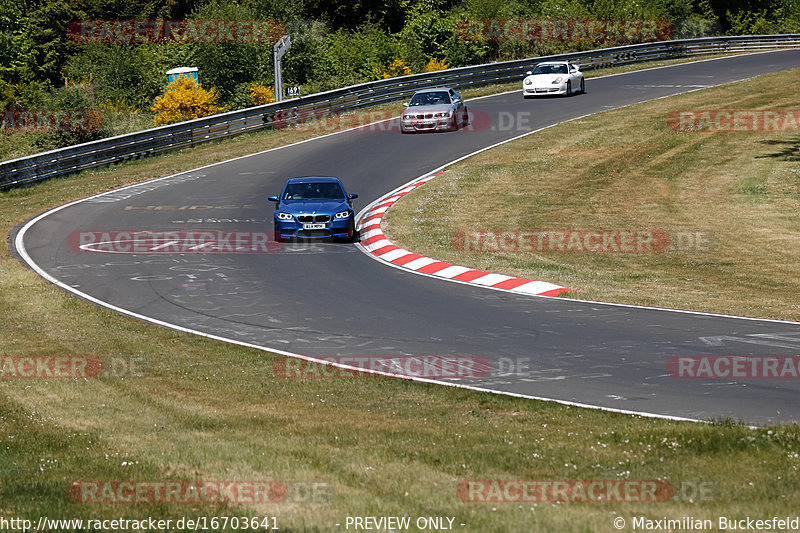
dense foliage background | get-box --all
[2,0,799,158]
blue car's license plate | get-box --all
[303,223,325,230]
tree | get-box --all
[27,0,84,84]
[181,0,273,103]
[0,0,36,84]
[303,0,411,32]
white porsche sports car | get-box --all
[522,61,585,98]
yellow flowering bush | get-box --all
[249,83,276,106]
[151,77,226,126]
[422,58,448,73]
[375,58,413,79]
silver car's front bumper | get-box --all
[523,86,567,96]
[401,116,454,131]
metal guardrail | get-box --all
[2,34,799,190]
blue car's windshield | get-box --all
[409,92,451,106]
[283,182,345,201]
[532,64,568,75]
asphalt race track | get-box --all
[13,50,800,424]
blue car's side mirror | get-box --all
[268,195,278,202]
[348,193,358,200]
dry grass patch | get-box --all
[384,68,800,320]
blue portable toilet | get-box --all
[166,67,199,84]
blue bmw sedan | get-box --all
[269,177,358,242]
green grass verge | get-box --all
[1,54,799,531]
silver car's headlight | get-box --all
[434,112,451,118]
[334,211,351,219]
[277,212,293,220]
[524,78,532,85]
[552,76,563,84]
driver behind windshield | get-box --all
[284,182,344,200]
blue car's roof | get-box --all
[285,176,342,184]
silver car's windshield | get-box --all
[409,92,451,106]
[283,182,345,200]
[532,64,568,75]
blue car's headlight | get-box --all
[276,212,293,221]
[334,211,351,219]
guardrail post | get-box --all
[274,35,292,103]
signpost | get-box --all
[273,35,292,103]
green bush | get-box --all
[64,44,169,110]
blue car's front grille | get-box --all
[297,214,331,223]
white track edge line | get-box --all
[13,220,703,423]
